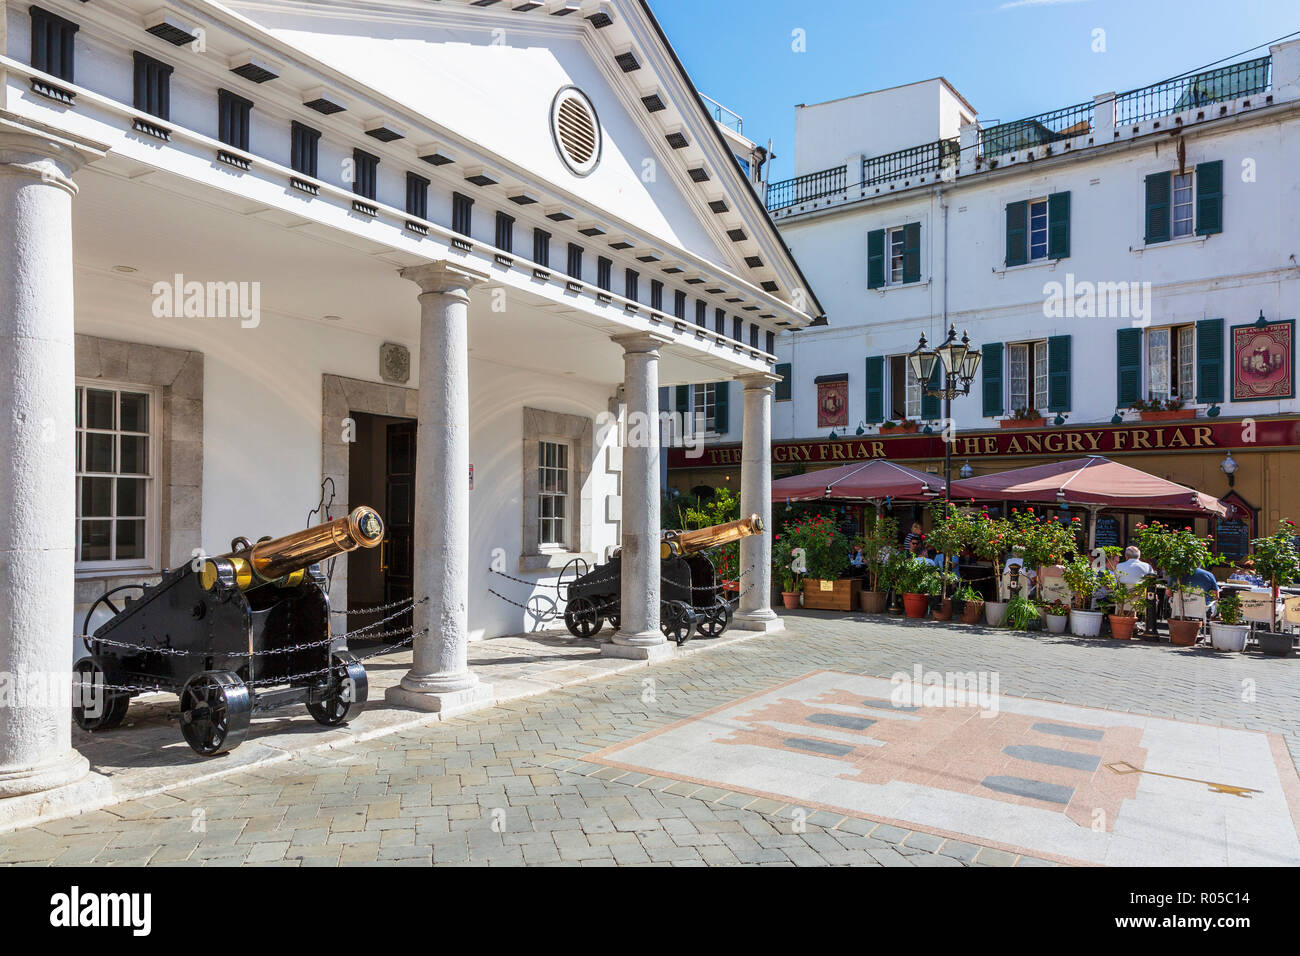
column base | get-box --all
[0,750,92,800]
[602,633,675,661]
[385,681,494,717]
[731,610,786,634]
[0,771,113,835]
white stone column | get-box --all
[604,332,674,661]
[733,373,784,633]
[0,116,107,804]
[386,261,492,715]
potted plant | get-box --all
[898,559,932,619]
[1251,520,1298,656]
[1062,558,1106,637]
[930,570,961,621]
[1132,394,1194,422]
[1101,578,1139,640]
[857,515,898,614]
[783,515,860,611]
[970,510,1013,626]
[880,419,919,434]
[1000,406,1046,429]
[1139,522,1213,646]
[1006,593,1038,631]
[1209,589,1249,652]
[1041,598,1070,634]
[779,571,802,610]
[771,530,803,610]
[954,583,985,624]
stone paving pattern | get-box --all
[3,610,1297,866]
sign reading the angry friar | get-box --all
[1232,320,1294,402]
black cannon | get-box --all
[73,507,385,756]
[562,515,764,646]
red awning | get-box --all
[770,459,945,504]
[949,456,1227,516]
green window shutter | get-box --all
[902,222,921,283]
[674,385,688,415]
[1196,160,1223,236]
[864,356,884,423]
[1195,318,1225,404]
[981,343,1004,417]
[1048,191,1071,260]
[774,363,792,401]
[867,229,885,289]
[1005,200,1028,267]
[1144,172,1171,244]
[712,382,729,433]
[1047,335,1072,412]
[920,363,942,421]
[1116,328,1143,407]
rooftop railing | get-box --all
[980,100,1095,158]
[701,93,744,135]
[1114,55,1272,126]
[765,164,846,211]
[862,137,959,187]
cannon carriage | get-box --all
[562,515,764,646]
[74,507,385,756]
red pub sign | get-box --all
[667,416,1300,470]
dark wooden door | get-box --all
[384,421,416,622]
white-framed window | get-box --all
[1147,325,1196,402]
[537,440,569,549]
[1008,340,1048,413]
[1028,198,1049,261]
[888,227,906,285]
[1172,172,1194,239]
[888,355,922,420]
[76,382,158,570]
[692,383,717,434]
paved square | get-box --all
[589,669,1300,866]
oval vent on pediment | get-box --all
[551,87,602,177]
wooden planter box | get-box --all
[1139,410,1195,422]
[1000,417,1046,429]
[802,577,862,611]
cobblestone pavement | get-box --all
[2,611,1297,867]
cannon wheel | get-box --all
[564,596,603,639]
[179,671,251,756]
[556,557,590,602]
[80,584,146,651]
[661,601,696,647]
[697,595,733,638]
[71,657,130,732]
[307,651,368,726]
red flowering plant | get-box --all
[926,501,978,595]
[1250,519,1299,631]
[1136,520,1213,619]
[968,509,1014,595]
[1008,507,1080,577]
[853,514,899,592]
[777,514,849,583]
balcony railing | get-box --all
[862,137,959,187]
[1114,55,1272,126]
[700,93,744,135]
[980,100,1095,158]
[765,164,847,211]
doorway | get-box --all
[348,411,416,638]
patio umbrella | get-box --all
[949,455,1227,548]
[771,459,945,508]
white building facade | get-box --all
[670,43,1300,546]
[0,0,815,804]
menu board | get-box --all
[1094,514,1121,548]
[1216,519,1250,560]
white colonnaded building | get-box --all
[668,40,1300,553]
[0,0,821,806]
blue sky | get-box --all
[650,0,1300,182]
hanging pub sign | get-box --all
[1231,319,1294,402]
[814,373,849,429]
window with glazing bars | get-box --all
[76,383,154,568]
[537,441,569,548]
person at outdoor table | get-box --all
[1228,559,1266,587]
[1174,565,1220,599]
[903,522,924,553]
[1114,546,1154,587]
[847,545,866,576]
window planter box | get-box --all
[1138,409,1195,422]
[880,422,919,434]
[1000,417,1046,429]
[802,577,861,611]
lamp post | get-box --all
[908,325,982,509]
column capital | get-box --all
[611,330,673,354]
[400,260,490,297]
[735,371,782,390]
[0,112,108,196]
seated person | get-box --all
[1228,559,1266,588]
[846,545,866,577]
[1175,566,1220,599]
[1114,546,1154,588]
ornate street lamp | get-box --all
[908,324,983,511]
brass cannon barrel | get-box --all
[202,507,384,591]
[662,514,764,558]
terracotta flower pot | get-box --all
[932,598,954,621]
[1000,417,1045,429]
[1168,617,1202,646]
[1108,614,1137,640]
[781,592,801,610]
[903,593,930,619]
[1139,409,1194,422]
[960,601,985,624]
[860,590,887,614]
